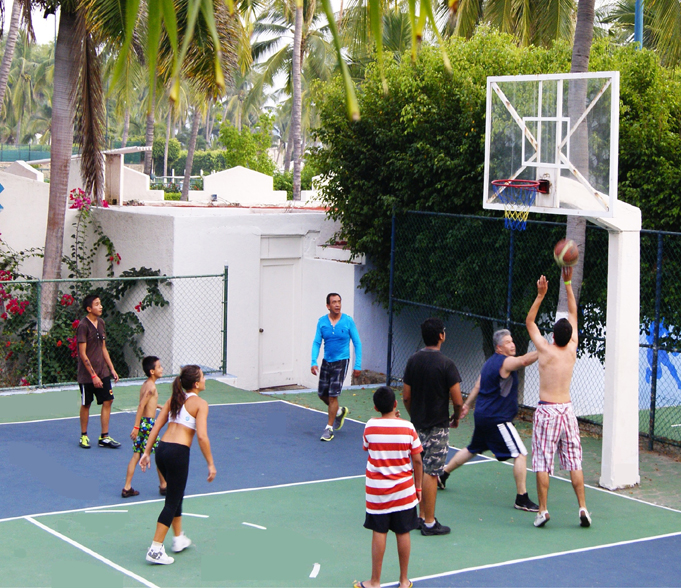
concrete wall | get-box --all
[122,167,164,202]
[203,166,287,205]
[0,168,78,277]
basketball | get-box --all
[553,239,579,267]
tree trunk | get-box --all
[557,0,595,314]
[181,108,201,201]
[143,89,155,175]
[164,109,171,178]
[14,116,21,147]
[121,108,130,148]
[41,10,81,333]
[205,106,211,143]
[283,137,293,171]
[291,4,303,200]
[0,0,22,118]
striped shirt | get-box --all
[363,418,423,515]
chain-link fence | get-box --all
[0,273,227,390]
[386,211,681,449]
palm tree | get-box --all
[253,0,335,185]
[0,0,33,120]
[447,0,576,46]
[39,2,91,332]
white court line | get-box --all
[2,401,681,520]
[0,399,281,426]
[84,510,128,514]
[0,474,365,524]
[183,513,209,518]
[381,530,681,587]
[25,516,159,588]
[275,398,367,427]
[310,563,321,578]
[242,522,267,530]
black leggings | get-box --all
[155,441,191,528]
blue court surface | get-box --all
[2,398,681,587]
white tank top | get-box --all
[168,392,197,430]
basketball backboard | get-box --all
[483,72,620,218]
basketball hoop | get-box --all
[491,179,540,231]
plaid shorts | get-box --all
[532,402,582,474]
[133,417,159,454]
[417,426,450,476]
[317,359,349,398]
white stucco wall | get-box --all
[122,167,165,202]
[203,166,287,205]
[0,168,78,277]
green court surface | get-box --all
[4,463,681,587]
[4,381,681,587]
[0,379,267,424]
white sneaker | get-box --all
[172,533,192,553]
[579,508,592,528]
[534,511,550,527]
[146,544,174,565]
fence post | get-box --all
[385,207,397,385]
[222,266,229,375]
[36,280,43,388]
[648,233,664,450]
[505,230,515,329]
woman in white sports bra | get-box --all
[140,364,216,565]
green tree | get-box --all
[218,112,276,174]
[312,31,681,303]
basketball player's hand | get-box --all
[537,275,548,297]
[207,464,217,482]
[92,375,103,388]
[459,404,470,420]
[450,415,460,429]
[140,454,151,472]
[311,366,319,376]
[130,428,139,441]
[111,370,119,383]
[416,489,422,503]
[353,370,361,379]
[562,266,573,283]
[395,409,401,418]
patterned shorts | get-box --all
[317,359,349,398]
[133,416,159,454]
[417,426,450,476]
[532,402,582,475]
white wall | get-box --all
[203,166,287,205]
[122,167,164,202]
[0,168,78,278]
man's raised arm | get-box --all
[562,266,578,341]
[526,275,550,349]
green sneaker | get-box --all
[333,406,349,430]
[79,434,91,449]
[98,435,121,448]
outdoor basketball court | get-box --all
[2,381,681,587]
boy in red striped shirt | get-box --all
[355,386,423,588]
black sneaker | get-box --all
[514,493,540,512]
[413,517,425,531]
[98,435,121,448]
[437,471,450,490]
[420,519,451,536]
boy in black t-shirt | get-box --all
[402,317,463,536]
[77,294,120,449]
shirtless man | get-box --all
[526,266,590,528]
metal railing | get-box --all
[386,211,681,449]
[0,272,228,391]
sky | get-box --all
[3,0,58,45]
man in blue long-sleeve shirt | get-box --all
[311,292,362,442]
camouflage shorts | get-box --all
[417,426,450,476]
[133,416,159,454]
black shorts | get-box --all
[364,506,419,534]
[468,421,527,461]
[79,377,114,406]
[317,359,349,398]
